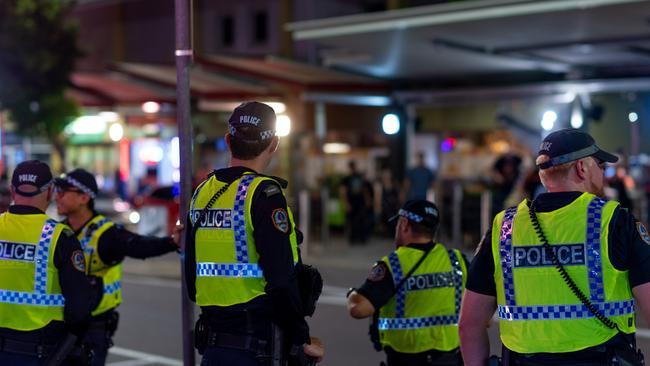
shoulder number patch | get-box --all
[264,184,281,197]
[368,262,387,282]
[637,222,650,245]
[272,208,289,233]
[71,250,86,273]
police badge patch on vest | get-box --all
[0,241,36,262]
[272,208,289,233]
[637,222,650,245]
[71,250,86,272]
[368,262,387,282]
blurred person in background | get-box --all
[340,160,373,244]
[490,152,522,216]
[402,152,435,202]
[379,168,400,237]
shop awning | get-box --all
[198,55,389,93]
[70,72,174,106]
[286,0,650,86]
[113,62,274,99]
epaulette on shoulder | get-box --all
[258,174,288,189]
[263,183,282,198]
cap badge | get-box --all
[239,115,261,126]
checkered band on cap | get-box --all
[196,263,264,278]
[387,252,407,318]
[104,280,121,295]
[586,197,606,302]
[499,206,518,306]
[398,209,423,223]
[0,219,65,307]
[498,299,634,321]
[64,176,96,199]
[378,315,459,330]
[229,125,275,141]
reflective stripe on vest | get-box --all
[196,175,260,278]
[0,219,64,307]
[379,249,463,330]
[77,215,122,315]
[497,197,634,320]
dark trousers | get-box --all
[201,346,269,366]
[385,348,462,366]
[0,352,43,365]
[83,326,111,366]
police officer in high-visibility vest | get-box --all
[53,168,181,366]
[184,101,324,365]
[347,200,468,366]
[0,160,98,365]
[460,128,650,365]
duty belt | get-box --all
[0,337,55,357]
[207,331,268,355]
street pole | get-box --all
[174,0,195,365]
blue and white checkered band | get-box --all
[104,280,121,295]
[64,176,96,199]
[447,249,463,316]
[229,125,275,141]
[189,180,209,225]
[387,252,406,317]
[378,314,459,330]
[0,219,65,307]
[34,220,57,295]
[259,130,275,140]
[399,209,423,223]
[233,175,256,263]
[499,206,518,306]
[498,299,634,321]
[195,263,264,278]
[586,197,606,302]
[79,218,110,251]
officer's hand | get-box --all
[172,224,184,247]
[303,337,324,363]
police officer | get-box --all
[347,200,467,366]
[184,101,324,365]
[54,168,181,366]
[0,160,98,365]
[459,128,650,365]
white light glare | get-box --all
[263,102,286,114]
[129,211,141,224]
[382,113,400,135]
[66,116,107,135]
[142,101,161,114]
[570,106,583,128]
[170,137,180,168]
[138,145,164,163]
[109,123,124,142]
[99,111,120,123]
[276,115,291,137]
[541,110,557,131]
[629,112,639,123]
[323,143,351,154]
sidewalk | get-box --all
[121,236,397,278]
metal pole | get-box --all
[174,0,195,364]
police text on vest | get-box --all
[192,209,232,229]
[0,241,36,262]
[513,244,585,268]
[405,272,455,291]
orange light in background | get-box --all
[119,139,130,181]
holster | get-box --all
[609,343,645,366]
[296,263,323,317]
[194,315,209,355]
[368,313,382,352]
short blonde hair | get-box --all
[536,155,594,186]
